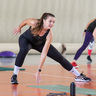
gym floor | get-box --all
[0,54,96,96]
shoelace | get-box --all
[13,75,17,79]
[81,71,86,78]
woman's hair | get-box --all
[31,13,55,36]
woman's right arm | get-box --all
[13,18,38,36]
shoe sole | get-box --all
[87,60,92,63]
[11,82,18,84]
[75,79,91,82]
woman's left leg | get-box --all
[34,44,79,75]
[34,43,91,81]
[34,43,73,71]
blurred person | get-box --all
[71,19,96,68]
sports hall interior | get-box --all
[0,0,96,96]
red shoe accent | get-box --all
[71,62,78,68]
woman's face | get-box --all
[43,16,55,29]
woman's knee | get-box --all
[80,42,89,51]
[20,46,29,53]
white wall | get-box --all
[0,0,96,43]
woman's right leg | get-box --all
[87,38,95,62]
[15,35,32,67]
[11,35,32,84]
[34,43,91,82]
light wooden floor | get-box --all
[0,55,96,96]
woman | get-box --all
[71,19,96,68]
[11,13,91,84]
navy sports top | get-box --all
[87,19,96,33]
[22,26,50,46]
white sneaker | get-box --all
[75,72,91,82]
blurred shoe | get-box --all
[87,56,92,63]
[71,61,78,68]
[11,74,18,84]
[75,72,91,82]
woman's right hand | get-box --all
[33,71,42,85]
[13,26,21,36]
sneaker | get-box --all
[87,56,92,62]
[71,62,78,68]
[11,74,18,84]
[75,72,91,82]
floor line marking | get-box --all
[19,71,96,82]
[0,90,57,94]
[19,71,74,79]
[7,71,96,81]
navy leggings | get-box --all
[15,35,73,71]
[74,31,93,60]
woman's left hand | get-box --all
[83,32,86,37]
[33,71,42,85]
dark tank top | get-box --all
[87,19,96,33]
[22,26,50,46]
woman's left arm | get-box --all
[33,30,53,85]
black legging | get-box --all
[15,35,73,71]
